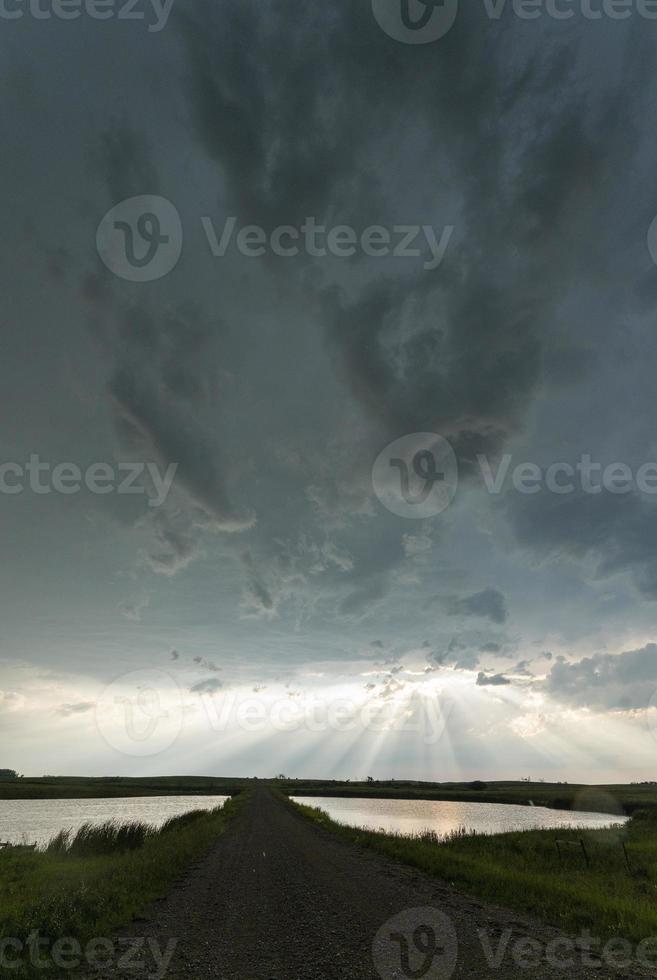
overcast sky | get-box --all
[2,0,657,782]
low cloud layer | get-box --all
[544,644,657,712]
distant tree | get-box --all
[367,776,374,783]
[468,780,488,791]
[0,769,18,780]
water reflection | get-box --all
[0,795,227,846]
[292,797,627,837]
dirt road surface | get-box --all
[102,787,649,979]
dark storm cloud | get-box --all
[143,507,203,576]
[339,574,389,617]
[177,0,383,228]
[450,588,508,625]
[192,656,222,672]
[175,0,657,533]
[88,291,255,573]
[57,701,95,717]
[242,550,277,617]
[508,490,657,600]
[82,0,657,623]
[544,644,657,711]
[83,122,257,578]
[476,672,511,688]
[93,126,160,207]
[190,677,224,694]
[432,638,480,670]
[108,312,255,533]
[178,0,543,462]
[321,275,539,468]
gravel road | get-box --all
[101,787,652,980]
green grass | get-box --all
[0,794,245,975]
[290,798,657,944]
[45,820,155,858]
[0,775,252,800]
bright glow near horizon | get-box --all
[3,658,656,784]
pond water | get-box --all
[291,796,627,837]
[0,795,227,846]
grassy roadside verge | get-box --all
[0,792,246,975]
[288,797,657,944]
